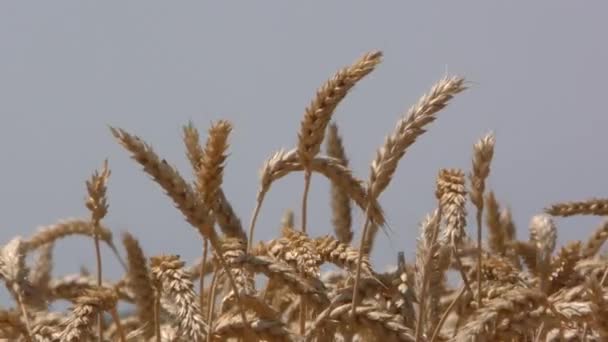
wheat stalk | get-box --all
[469,132,495,306]
[352,76,466,317]
[297,50,382,233]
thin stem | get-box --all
[452,245,473,295]
[109,307,127,342]
[206,266,219,342]
[107,243,128,271]
[581,324,589,342]
[299,297,307,336]
[351,206,373,317]
[16,292,32,342]
[154,286,161,342]
[93,226,103,342]
[247,195,265,253]
[430,287,466,342]
[301,170,312,232]
[476,210,483,307]
[200,238,209,311]
[601,265,608,285]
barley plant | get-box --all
[1,51,607,342]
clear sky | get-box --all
[1,2,607,303]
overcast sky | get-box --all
[1,2,607,303]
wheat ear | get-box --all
[150,255,206,341]
[58,287,121,342]
[183,121,213,311]
[297,51,382,232]
[352,77,466,316]
[468,132,495,306]
[248,149,300,251]
[111,127,250,330]
[414,210,441,342]
[84,159,110,342]
[545,198,608,217]
[583,220,608,258]
[0,237,33,340]
[529,214,557,292]
[122,233,155,338]
[326,122,353,244]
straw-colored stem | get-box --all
[206,266,220,342]
[16,292,32,342]
[247,196,264,253]
[430,286,466,342]
[299,297,307,336]
[199,238,209,311]
[154,286,161,342]
[452,245,473,295]
[601,266,608,285]
[109,307,127,342]
[301,170,312,233]
[476,211,482,307]
[351,205,372,317]
[93,228,103,342]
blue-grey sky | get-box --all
[1,2,607,301]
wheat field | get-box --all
[1,50,607,342]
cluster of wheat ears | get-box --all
[1,51,607,342]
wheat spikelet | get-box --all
[266,227,322,279]
[57,287,118,342]
[297,50,382,233]
[111,127,213,236]
[84,159,111,342]
[183,120,205,174]
[184,121,238,244]
[28,242,53,308]
[368,76,466,199]
[529,214,558,255]
[249,149,385,250]
[326,123,353,244]
[214,311,291,342]
[112,127,248,322]
[469,132,495,307]
[314,235,372,275]
[217,237,256,312]
[197,120,231,217]
[0,237,34,338]
[546,198,608,217]
[414,210,444,341]
[122,233,155,338]
[352,76,467,313]
[297,51,382,167]
[24,219,115,253]
[236,255,329,306]
[48,274,134,303]
[436,168,468,245]
[549,241,583,293]
[469,132,495,213]
[150,254,207,341]
[583,220,608,258]
[310,303,416,342]
[454,287,547,341]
